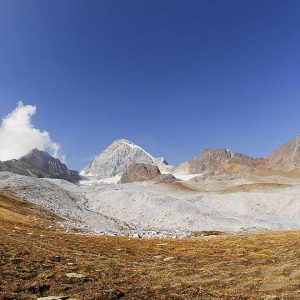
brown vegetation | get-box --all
[219,183,292,194]
[0,192,299,299]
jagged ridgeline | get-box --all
[0,149,80,183]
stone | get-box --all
[65,273,86,279]
[163,257,175,261]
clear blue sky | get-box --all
[0,0,300,170]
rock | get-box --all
[120,163,161,183]
[153,255,163,260]
[163,257,175,261]
[65,273,86,279]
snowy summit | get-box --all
[81,139,169,178]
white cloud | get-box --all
[0,101,64,162]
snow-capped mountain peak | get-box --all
[81,139,169,177]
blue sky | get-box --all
[0,0,300,170]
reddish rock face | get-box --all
[120,163,161,183]
[176,148,264,174]
[266,136,300,170]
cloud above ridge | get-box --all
[0,102,64,161]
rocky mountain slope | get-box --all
[175,135,300,176]
[0,149,80,183]
[266,135,300,170]
[176,148,264,174]
[82,139,170,177]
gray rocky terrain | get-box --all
[0,172,126,234]
[1,170,299,237]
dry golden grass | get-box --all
[219,183,292,194]
[0,192,299,299]
[170,181,199,192]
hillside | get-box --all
[175,148,264,174]
[266,135,300,170]
[1,192,300,299]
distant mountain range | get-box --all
[1,135,300,182]
[82,135,300,178]
[0,149,80,183]
[175,135,300,175]
[175,148,264,174]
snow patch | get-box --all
[120,140,155,160]
[79,175,121,185]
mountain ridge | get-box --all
[0,148,80,183]
[2,135,300,182]
[82,135,300,178]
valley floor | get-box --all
[0,192,299,300]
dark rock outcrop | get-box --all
[120,163,161,183]
[0,149,80,183]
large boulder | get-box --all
[120,163,161,183]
